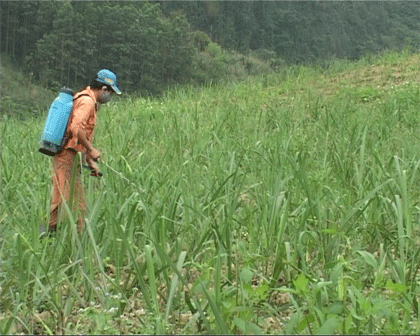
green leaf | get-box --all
[355,250,378,269]
[385,280,408,294]
[234,317,263,335]
[165,250,187,320]
[294,274,309,293]
[315,316,339,335]
[240,267,254,283]
[327,301,344,315]
[330,264,343,284]
[296,313,315,333]
[200,282,228,334]
[256,282,270,300]
[145,244,159,314]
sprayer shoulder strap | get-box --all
[72,92,92,103]
[60,93,95,151]
[70,93,96,116]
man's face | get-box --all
[98,86,113,104]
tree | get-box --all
[2,1,419,93]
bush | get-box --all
[190,47,275,85]
[206,42,223,58]
[192,30,212,52]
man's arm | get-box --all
[78,129,101,176]
[78,129,100,161]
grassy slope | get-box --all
[1,50,419,335]
[1,55,56,119]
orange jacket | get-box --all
[64,87,98,153]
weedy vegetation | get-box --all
[1,50,420,334]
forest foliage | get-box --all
[1,0,419,95]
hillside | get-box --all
[2,1,419,94]
[1,50,419,335]
[1,55,55,119]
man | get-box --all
[41,69,121,237]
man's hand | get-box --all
[88,147,101,162]
[87,158,102,177]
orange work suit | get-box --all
[49,87,98,232]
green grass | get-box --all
[1,54,56,119]
[1,50,420,334]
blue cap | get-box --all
[96,69,121,94]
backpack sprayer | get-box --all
[39,87,75,156]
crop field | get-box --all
[1,50,420,334]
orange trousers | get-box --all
[49,149,86,232]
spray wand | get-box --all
[102,162,139,189]
[83,160,140,190]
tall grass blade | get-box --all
[145,244,159,315]
[200,282,228,334]
[165,250,187,320]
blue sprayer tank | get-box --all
[39,87,74,156]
